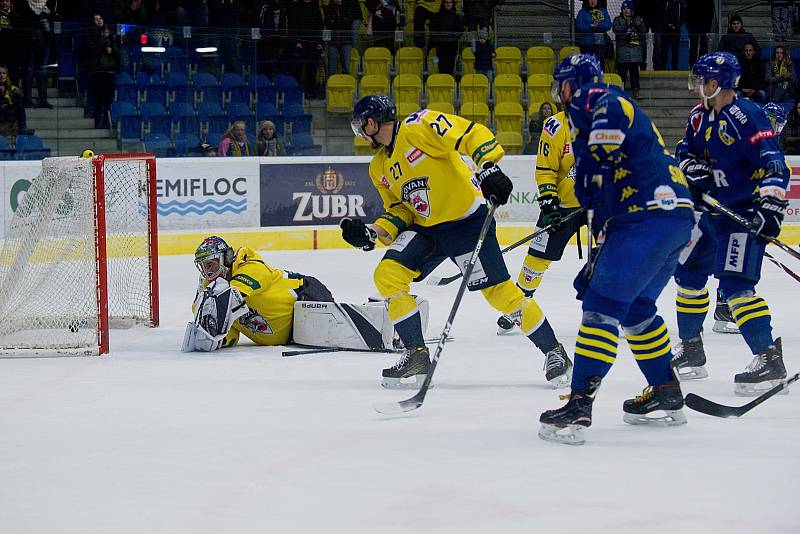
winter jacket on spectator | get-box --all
[114,0,148,25]
[287,0,324,45]
[686,0,713,34]
[718,16,760,57]
[612,12,646,64]
[575,1,611,47]
[324,0,356,47]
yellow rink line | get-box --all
[157,225,800,256]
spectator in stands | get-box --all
[463,0,498,34]
[632,0,658,70]
[718,15,760,58]
[653,0,684,70]
[153,0,187,27]
[523,101,552,155]
[287,0,325,98]
[324,0,356,75]
[199,141,217,156]
[770,0,791,42]
[575,0,611,66]
[765,46,797,103]
[737,42,767,103]
[686,0,712,65]
[257,0,288,78]
[114,0,148,73]
[86,17,119,129]
[0,0,17,80]
[781,98,800,154]
[0,63,32,136]
[13,0,54,109]
[207,0,248,75]
[347,0,363,51]
[613,0,645,99]
[218,120,251,156]
[256,119,287,156]
[431,0,463,76]
[473,28,494,84]
[365,0,398,51]
[411,0,439,49]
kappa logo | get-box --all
[543,116,561,137]
[405,147,426,167]
[401,177,432,217]
[748,129,775,144]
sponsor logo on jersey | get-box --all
[380,175,390,188]
[588,129,625,145]
[690,111,703,133]
[653,185,677,210]
[717,121,736,146]
[404,109,428,124]
[564,142,571,154]
[232,273,261,290]
[728,105,748,124]
[725,233,747,273]
[543,116,561,137]
[405,147,426,167]
[401,177,432,217]
[748,129,775,144]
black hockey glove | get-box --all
[751,195,788,242]
[538,195,562,232]
[679,157,713,210]
[477,163,513,205]
[340,217,377,251]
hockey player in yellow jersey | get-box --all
[182,236,334,351]
[497,110,587,335]
[342,94,573,389]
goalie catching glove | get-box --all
[340,217,377,251]
[181,278,248,352]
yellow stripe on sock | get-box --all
[576,336,619,354]
[628,331,670,351]
[731,300,767,317]
[676,295,710,305]
[677,287,708,297]
[735,309,771,327]
[575,346,617,364]
[728,296,758,307]
[676,305,710,314]
[578,325,619,343]
[632,343,672,360]
[626,322,667,342]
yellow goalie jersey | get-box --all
[197,247,304,346]
[369,108,505,241]
[536,111,579,208]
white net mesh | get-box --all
[0,155,156,355]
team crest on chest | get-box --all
[401,177,432,217]
[717,120,736,145]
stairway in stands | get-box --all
[494,0,573,50]
[635,72,699,150]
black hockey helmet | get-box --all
[351,94,397,144]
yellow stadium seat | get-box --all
[461,47,475,75]
[493,73,522,104]
[392,74,422,105]
[427,47,439,75]
[326,74,356,113]
[460,101,489,126]
[396,101,420,119]
[527,73,554,106]
[363,47,393,76]
[359,74,389,97]
[497,131,523,155]
[558,45,581,63]
[354,135,376,155]
[350,48,361,76]
[605,72,624,89]
[396,47,424,76]
[494,46,522,75]
[426,73,455,106]
[427,101,455,114]
[494,102,524,134]
[460,73,489,104]
[526,46,555,76]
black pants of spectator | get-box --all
[23,32,52,108]
[617,62,640,91]
[688,33,708,66]
[290,45,323,98]
[0,99,29,132]
[435,42,458,76]
[257,35,286,78]
[89,71,115,128]
[414,7,436,49]
[464,15,489,32]
[368,32,395,53]
[655,32,680,70]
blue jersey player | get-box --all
[674,52,789,396]
[538,54,695,446]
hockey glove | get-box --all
[575,162,610,210]
[573,246,601,301]
[538,195,562,231]
[340,217,377,251]
[679,157,713,210]
[751,195,788,242]
[477,163,513,205]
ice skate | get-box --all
[622,379,687,426]
[712,292,739,334]
[734,338,788,397]
[543,343,572,388]
[671,336,708,380]
[381,346,431,389]
[496,310,522,335]
[538,377,600,446]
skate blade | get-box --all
[734,380,789,397]
[547,367,572,389]
[623,409,687,426]
[538,423,586,446]
[675,365,709,380]
[381,374,429,390]
[496,326,518,336]
[712,320,740,334]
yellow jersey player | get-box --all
[341,94,573,389]
[497,109,587,335]
[182,236,334,351]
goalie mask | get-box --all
[194,236,235,282]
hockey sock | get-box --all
[393,311,426,349]
[516,255,551,294]
[573,321,619,390]
[626,315,674,386]
[527,317,558,354]
[728,294,774,354]
[675,286,709,340]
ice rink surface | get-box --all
[1,245,798,534]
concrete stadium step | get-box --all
[26,106,87,119]
[48,138,120,157]
[25,96,78,108]
[27,117,96,130]
[36,128,113,140]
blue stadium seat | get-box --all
[284,103,312,135]
[58,52,76,80]
[287,132,321,156]
[282,86,305,110]
[197,102,229,134]
[115,72,138,105]
[249,74,272,89]
[15,134,51,160]
[135,71,151,89]
[170,101,201,135]
[0,136,15,160]
[145,76,168,106]
[141,101,172,136]
[204,130,226,152]
[166,46,189,75]
[273,74,298,89]
[144,132,172,157]
[193,72,223,107]
[172,132,201,156]
[222,72,250,107]
[114,103,143,142]
[165,72,190,106]
[227,101,256,133]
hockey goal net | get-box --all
[0,153,159,356]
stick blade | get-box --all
[425,275,444,286]
[373,397,423,415]
[684,393,742,418]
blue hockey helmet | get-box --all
[552,53,604,104]
[351,94,397,141]
[689,52,741,90]
[194,236,234,281]
[763,102,788,135]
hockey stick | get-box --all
[685,372,799,418]
[765,251,800,284]
[281,336,456,357]
[426,208,586,287]
[701,193,800,262]
[374,203,498,415]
